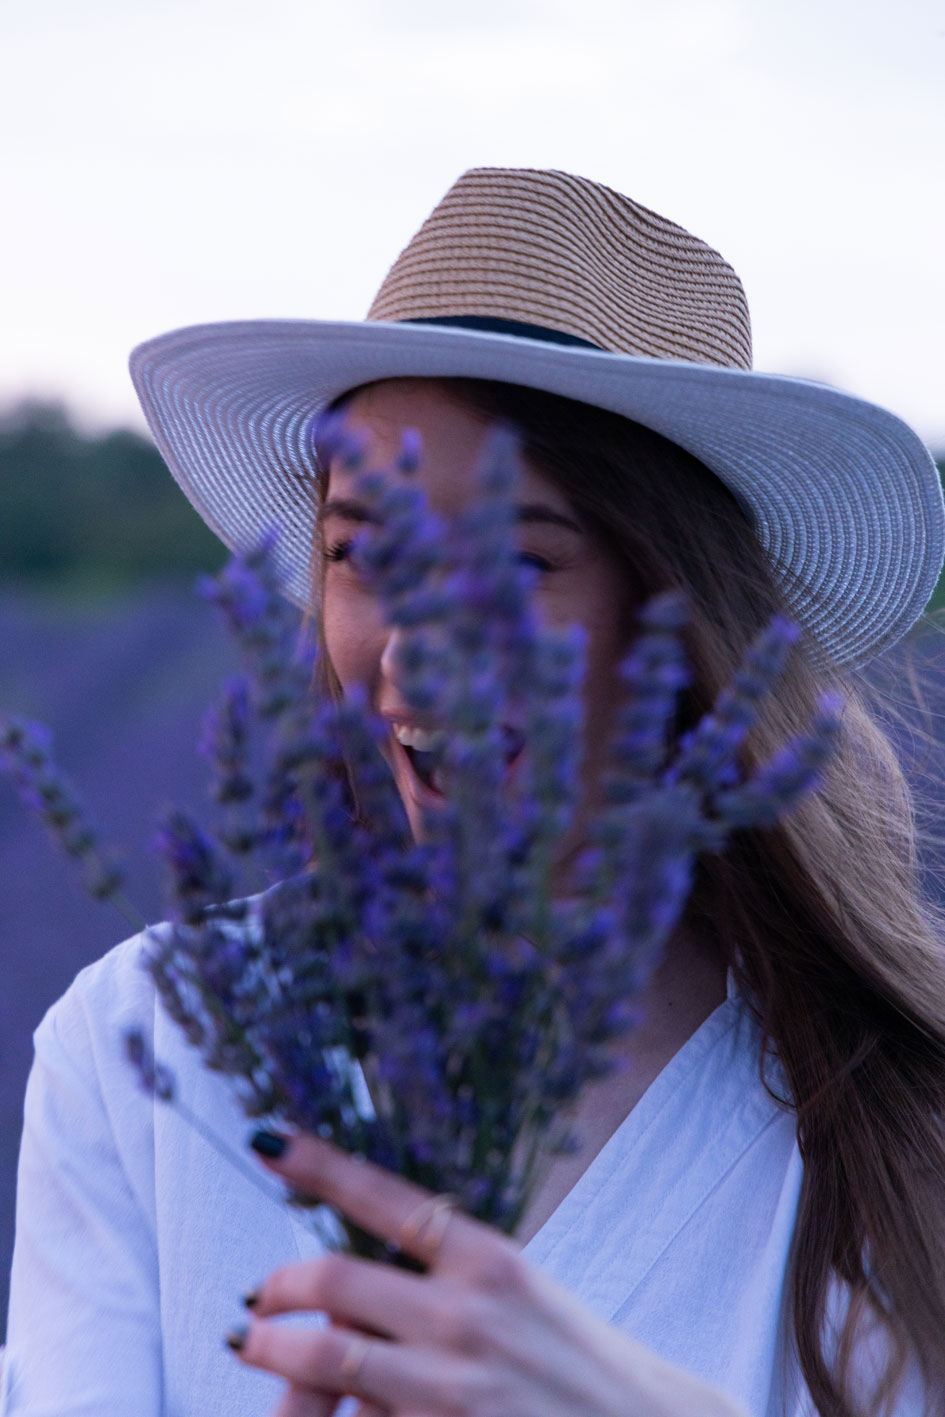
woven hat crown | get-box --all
[128,164,945,668]
[367,167,753,371]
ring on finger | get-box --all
[339,1334,373,1396]
[397,1192,458,1265]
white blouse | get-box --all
[0,932,921,1416]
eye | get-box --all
[325,541,553,573]
[323,538,354,564]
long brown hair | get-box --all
[311,375,945,1415]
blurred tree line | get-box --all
[0,401,227,589]
[1,398,944,609]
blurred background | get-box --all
[1,0,943,1336]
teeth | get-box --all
[392,724,449,752]
[391,723,526,771]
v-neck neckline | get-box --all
[521,984,787,1321]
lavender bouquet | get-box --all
[0,420,840,1255]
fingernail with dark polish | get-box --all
[249,1129,288,1159]
[286,1187,320,1209]
[241,1289,259,1309]
[226,1325,249,1352]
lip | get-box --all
[380,710,444,732]
[382,710,525,747]
[388,726,526,808]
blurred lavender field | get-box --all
[0,583,942,1339]
[0,584,281,1334]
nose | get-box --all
[379,623,408,687]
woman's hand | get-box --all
[234,1132,748,1417]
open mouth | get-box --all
[403,744,446,795]
[397,726,526,799]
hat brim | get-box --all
[129,319,944,668]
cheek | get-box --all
[573,588,633,727]
[582,634,628,731]
[322,586,385,691]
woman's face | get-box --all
[321,379,632,860]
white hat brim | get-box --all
[130,319,944,668]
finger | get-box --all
[233,1320,377,1395]
[270,1384,337,1417]
[235,1318,478,1412]
[250,1251,468,1347]
[251,1251,420,1332]
[250,1131,517,1272]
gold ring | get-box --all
[339,1334,372,1396]
[397,1192,458,1264]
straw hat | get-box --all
[130,166,944,667]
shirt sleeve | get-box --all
[1,949,163,1417]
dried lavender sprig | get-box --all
[143,512,415,1158]
[576,597,693,910]
[256,667,418,1146]
[667,615,800,792]
[125,1025,176,1101]
[200,676,254,810]
[123,1025,343,1252]
[0,714,141,927]
[606,591,691,798]
[309,686,410,859]
[445,430,585,939]
[197,538,324,887]
[713,692,844,830]
[349,426,584,948]
[153,810,236,925]
[199,525,397,907]
[199,535,315,720]
[608,784,705,987]
[339,434,508,929]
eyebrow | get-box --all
[320,498,381,525]
[321,497,583,535]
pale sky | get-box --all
[3,0,944,446]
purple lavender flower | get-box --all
[0,714,130,908]
[713,692,843,828]
[668,615,800,792]
[200,676,254,808]
[125,1026,176,1102]
[153,810,235,924]
[607,592,691,796]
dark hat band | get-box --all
[402,314,603,351]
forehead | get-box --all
[325,379,572,517]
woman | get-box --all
[4,167,945,1417]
